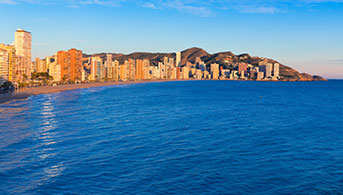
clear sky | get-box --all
[0,0,342,79]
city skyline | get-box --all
[2,27,288,87]
[0,0,342,78]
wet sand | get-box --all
[0,80,181,104]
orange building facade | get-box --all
[135,59,143,80]
[57,48,82,81]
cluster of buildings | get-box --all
[81,52,186,82]
[0,29,281,88]
[0,29,32,85]
[219,61,280,81]
[37,53,280,83]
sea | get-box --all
[0,80,343,194]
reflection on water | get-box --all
[34,95,65,184]
[1,81,343,194]
[43,163,65,180]
[0,102,28,115]
[0,100,30,151]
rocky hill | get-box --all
[84,47,326,81]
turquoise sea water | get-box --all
[0,80,343,194]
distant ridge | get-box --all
[84,47,326,81]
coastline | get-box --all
[0,80,180,105]
[0,79,329,105]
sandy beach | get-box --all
[0,80,179,104]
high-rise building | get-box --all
[106,54,112,67]
[100,62,106,80]
[176,52,181,67]
[119,63,127,81]
[181,66,189,79]
[90,56,102,81]
[127,59,135,80]
[170,66,177,79]
[124,60,129,80]
[259,63,272,78]
[113,60,119,81]
[14,29,32,79]
[0,48,9,81]
[163,57,175,79]
[57,51,68,80]
[273,63,280,77]
[210,63,220,79]
[57,48,82,81]
[0,44,16,82]
[143,59,150,80]
[266,63,272,77]
[135,59,143,80]
[107,63,113,79]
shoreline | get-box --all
[0,80,180,105]
[0,79,329,105]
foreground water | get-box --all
[0,80,343,194]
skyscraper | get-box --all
[128,59,135,80]
[266,63,273,78]
[0,48,9,81]
[119,63,127,81]
[143,59,150,80]
[176,67,181,79]
[181,66,189,79]
[100,62,106,80]
[273,63,280,77]
[113,60,119,81]
[0,44,16,82]
[106,54,112,67]
[135,59,143,80]
[210,63,219,79]
[14,29,32,79]
[259,63,272,78]
[90,57,101,80]
[176,51,181,67]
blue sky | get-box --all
[0,0,342,78]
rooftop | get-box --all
[16,29,31,33]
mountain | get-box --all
[84,47,327,81]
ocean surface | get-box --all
[0,80,343,194]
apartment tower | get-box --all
[57,48,83,81]
[14,29,32,79]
